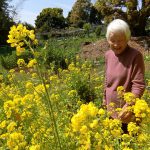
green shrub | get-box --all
[0,51,17,69]
[83,23,91,37]
[0,50,34,69]
[39,44,68,70]
[17,50,34,63]
[144,55,150,62]
[38,38,81,70]
[0,46,15,55]
[95,25,101,37]
[66,61,103,104]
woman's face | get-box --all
[108,31,128,55]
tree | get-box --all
[66,11,72,27]
[95,0,150,36]
[89,5,102,25]
[69,0,92,27]
[0,0,14,45]
[35,8,66,33]
[22,22,35,30]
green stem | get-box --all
[23,39,61,149]
[36,63,62,149]
[24,39,35,54]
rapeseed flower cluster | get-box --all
[17,59,26,68]
[0,55,105,149]
[7,24,38,55]
[70,102,123,149]
[70,87,150,149]
[134,99,150,121]
[27,59,37,68]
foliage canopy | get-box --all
[35,8,66,32]
[95,0,150,35]
[0,0,14,45]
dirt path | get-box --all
[80,36,150,60]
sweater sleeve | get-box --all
[131,52,145,98]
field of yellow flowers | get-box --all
[0,24,150,150]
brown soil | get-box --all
[80,36,150,60]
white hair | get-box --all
[106,19,131,41]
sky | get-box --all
[10,0,96,26]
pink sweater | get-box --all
[104,45,145,118]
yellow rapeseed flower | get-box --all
[137,133,149,143]
[80,125,88,134]
[7,132,26,149]
[31,73,38,78]
[98,108,105,116]
[49,75,58,81]
[7,24,38,56]
[29,145,40,150]
[68,62,75,71]
[27,59,37,68]
[89,119,98,128]
[25,81,34,89]
[17,59,26,67]
[7,121,17,132]
[16,46,25,55]
[68,90,77,97]
[127,122,139,135]
[0,120,7,129]
[117,86,125,97]
[124,92,135,104]
[111,129,121,137]
[122,148,133,150]
[0,74,3,81]
[134,99,149,118]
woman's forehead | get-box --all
[110,30,125,36]
[109,32,126,40]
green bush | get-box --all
[39,43,68,70]
[17,50,34,63]
[0,46,15,55]
[0,50,34,69]
[95,25,101,37]
[83,23,91,37]
[144,55,150,62]
[0,51,17,69]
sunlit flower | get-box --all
[27,59,37,68]
[89,119,98,128]
[7,24,38,56]
[17,59,26,67]
[98,108,105,116]
[124,92,135,104]
[68,90,77,97]
[127,122,139,135]
[80,125,88,134]
[7,121,17,132]
[0,120,7,129]
[117,86,125,97]
[133,99,149,118]
[29,145,40,150]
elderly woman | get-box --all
[103,19,145,131]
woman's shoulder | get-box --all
[128,46,143,57]
[105,49,113,57]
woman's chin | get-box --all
[113,49,124,55]
[114,50,122,55]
